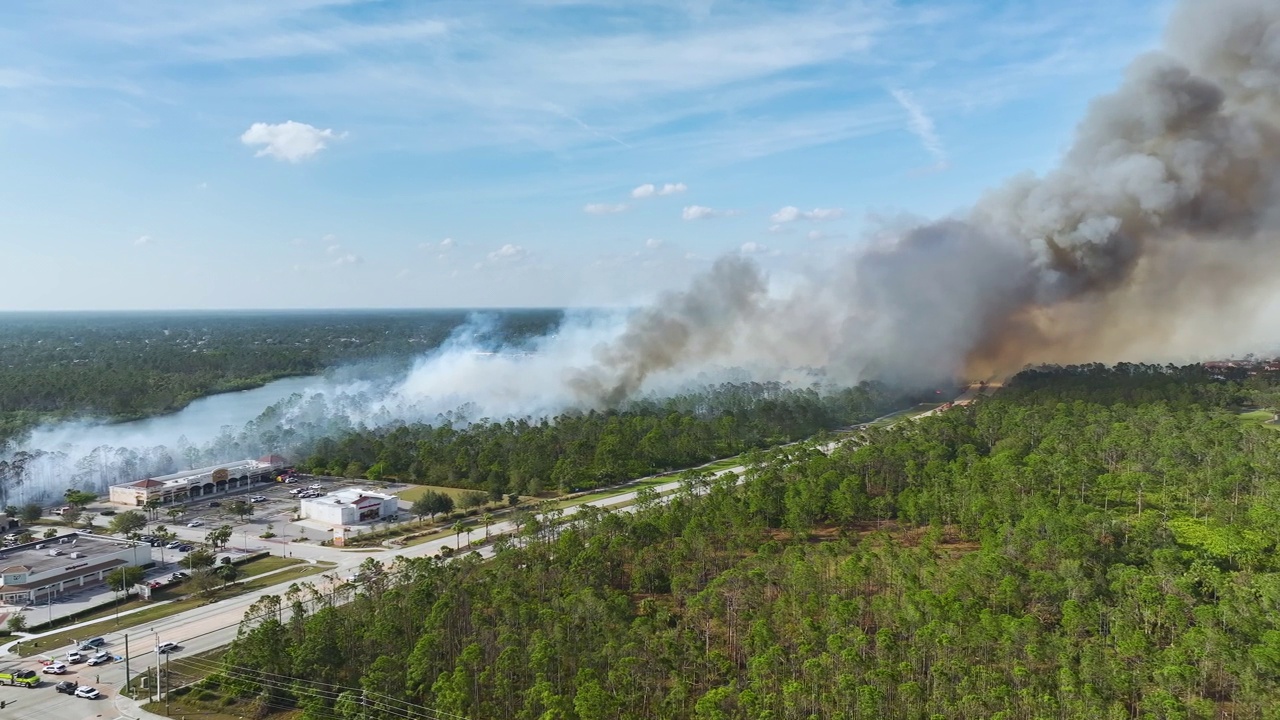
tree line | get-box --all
[300,381,919,496]
[210,363,1280,719]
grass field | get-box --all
[394,484,478,503]
[18,558,328,658]
[550,477,672,510]
[1239,408,1280,430]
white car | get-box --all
[74,685,101,699]
[186,520,203,527]
[156,641,178,655]
[66,650,85,663]
[289,488,302,495]
[87,651,112,666]
[309,483,322,490]
[250,495,267,502]
[42,662,68,674]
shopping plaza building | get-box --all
[0,532,151,605]
[108,455,288,507]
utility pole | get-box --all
[165,650,171,716]
[123,634,130,698]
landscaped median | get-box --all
[12,556,334,657]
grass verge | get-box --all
[393,484,479,503]
[18,560,329,658]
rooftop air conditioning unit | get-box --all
[48,549,63,556]
[59,537,70,544]
[35,544,45,550]
[69,552,82,559]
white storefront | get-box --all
[300,489,399,526]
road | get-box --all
[1,387,987,720]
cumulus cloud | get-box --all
[133,235,153,246]
[682,205,729,220]
[440,237,455,249]
[584,203,628,215]
[240,120,345,162]
[331,253,363,266]
[889,88,947,169]
[632,182,687,199]
[487,243,527,263]
[769,206,845,223]
[740,241,767,254]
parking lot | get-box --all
[157,474,412,548]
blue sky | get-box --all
[0,0,1171,311]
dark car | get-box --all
[78,637,106,650]
[55,680,77,694]
[208,501,221,507]
[171,571,190,581]
[178,544,193,552]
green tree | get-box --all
[412,491,454,522]
[19,503,42,523]
[181,548,217,570]
[5,613,27,633]
[482,513,494,541]
[144,498,163,521]
[63,489,96,508]
[105,565,145,592]
[453,521,466,550]
[227,500,254,523]
[216,563,240,587]
[206,524,233,550]
[189,567,221,596]
[108,510,147,535]
[365,462,386,482]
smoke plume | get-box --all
[6,0,1280,499]
[568,0,1280,401]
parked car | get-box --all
[309,483,322,490]
[87,651,112,666]
[42,662,68,674]
[66,650,85,663]
[166,541,182,549]
[74,685,101,699]
[178,544,194,552]
[78,637,106,650]
[289,488,302,495]
[250,495,267,502]
[54,680,77,694]
[208,501,221,508]
[138,535,155,542]
[284,477,298,484]
[171,571,190,581]
[156,641,178,655]
[186,520,203,527]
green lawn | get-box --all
[550,477,671,510]
[1239,408,1280,430]
[393,484,479,503]
[18,559,330,658]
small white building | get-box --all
[0,532,151,605]
[300,488,399,526]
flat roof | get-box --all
[0,532,143,578]
[113,456,286,490]
[307,488,396,507]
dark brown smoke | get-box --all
[572,0,1280,403]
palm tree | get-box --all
[482,513,494,541]
[144,498,162,522]
[452,521,466,550]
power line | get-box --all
[173,652,467,720]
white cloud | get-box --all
[769,206,845,223]
[583,203,628,215]
[645,237,664,249]
[331,253,363,266]
[240,121,345,162]
[133,235,153,246]
[681,205,728,221]
[325,243,342,255]
[487,244,527,263]
[890,88,948,169]
[740,241,767,254]
[440,237,455,249]
[632,182,687,199]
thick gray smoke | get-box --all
[7,0,1280,499]
[568,0,1280,400]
